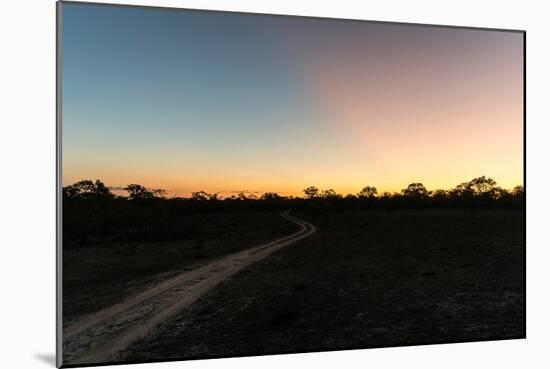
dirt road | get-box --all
[62,211,316,365]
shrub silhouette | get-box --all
[261,192,282,200]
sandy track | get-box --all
[62,211,316,365]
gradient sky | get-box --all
[61,3,524,197]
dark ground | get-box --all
[63,211,296,324]
[122,209,525,361]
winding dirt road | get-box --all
[63,211,316,365]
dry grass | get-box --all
[63,211,296,322]
[125,209,524,361]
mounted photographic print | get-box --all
[57,1,525,367]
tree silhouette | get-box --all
[303,186,320,199]
[191,191,210,201]
[261,192,282,201]
[467,176,501,198]
[512,185,524,197]
[451,176,502,200]
[322,189,342,199]
[124,184,164,201]
[63,179,113,200]
[357,186,378,198]
[402,183,430,198]
[432,189,449,201]
[451,181,474,198]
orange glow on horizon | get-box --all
[62,16,523,197]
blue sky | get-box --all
[61,3,523,196]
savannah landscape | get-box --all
[61,178,524,365]
[60,3,524,367]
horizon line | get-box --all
[63,177,524,199]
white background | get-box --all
[1,0,549,368]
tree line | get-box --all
[62,176,523,246]
[63,176,523,205]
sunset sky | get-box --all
[61,3,524,197]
